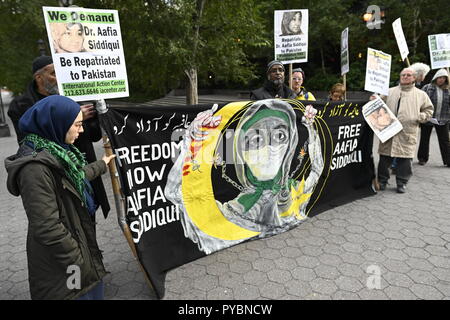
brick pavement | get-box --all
[1,105,449,300]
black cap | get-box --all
[32,55,53,74]
[292,67,305,80]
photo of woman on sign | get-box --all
[51,22,87,53]
[368,106,394,132]
[280,11,304,36]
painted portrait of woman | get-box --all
[165,99,324,254]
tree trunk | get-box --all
[320,47,326,75]
[185,0,206,105]
[185,67,198,105]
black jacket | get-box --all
[7,81,110,218]
[5,144,107,299]
[250,80,296,100]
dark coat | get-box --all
[250,80,296,100]
[5,144,107,300]
[7,81,110,218]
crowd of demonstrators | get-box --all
[5,95,115,300]
[291,67,316,101]
[250,60,296,100]
[8,56,111,220]
[418,68,450,167]
[376,67,434,194]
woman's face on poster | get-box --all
[58,24,84,53]
[288,13,302,34]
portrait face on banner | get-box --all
[164,99,326,254]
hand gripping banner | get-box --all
[99,98,376,298]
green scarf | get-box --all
[237,166,283,212]
[24,133,88,205]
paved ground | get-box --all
[1,100,449,300]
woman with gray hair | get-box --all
[410,62,430,87]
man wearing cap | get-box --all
[250,60,296,100]
[8,55,111,219]
[291,67,315,101]
[8,56,58,141]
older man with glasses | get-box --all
[376,67,434,193]
[250,60,296,100]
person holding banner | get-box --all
[4,95,116,300]
[250,61,296,100]
[8,56,111,219]
[329,83,346,101]
[417,68,450,167]
[291,68,316,101]
[377,68,433,193]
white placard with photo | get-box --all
[362,97,403,143]
[43,6,129,101]
[274,9,308,64]
[364,48,391,96]
[341,27,349,75]
[428,33,450,69]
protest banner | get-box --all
[362,97,403,143]
[99,99,376,298]
[392,18,409,64]
[42,6,129,101]
[364,48,391,96]
[428,33,450,69]
[341,27,349,76]
[274,9,308,64]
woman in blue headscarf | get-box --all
[5,95,115,300]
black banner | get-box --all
[99,99,375,298]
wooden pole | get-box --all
[96,100,156,295]
[405,57,411,67]
[343,73,347,100]
[289,63,293,90]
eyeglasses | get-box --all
[292,77,303,81]
[270,67,284,73]
[400,73,413,77]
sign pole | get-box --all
[289,63,293,90]
[405,57,411,67]
[343,73,347,100]
[96,99,156,295]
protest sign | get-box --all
[364,48,391,96]
[392,18,409,62]
[362,97,403,143]
[274,9,308,63]
[100,99,376,298]
[428,33,450,69]
[341,27,349,75]
[42,6,129,101]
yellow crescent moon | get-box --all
[181,101,260,240]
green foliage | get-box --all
[0,0,448,99]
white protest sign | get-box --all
[43,6,129,101]
[392,18,409,62]
[362,97,403,143]
[428,33,450,69]
[341,27,349,75]
[364,48,391,96]
[274,9,308,64]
